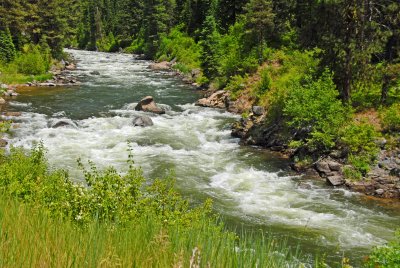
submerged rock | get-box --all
[50,119,77,129]
[135,96,165,114]
[133,116,154,127]
[0,139,7,147]
[90,71,100,75]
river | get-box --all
[4,49,400,266]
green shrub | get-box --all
[343,166,363,181]
[9,45,50,75]
[340,122,379,156]
[97,32,119,52]
[0,145,304,267]
[157,26,202,71]
[284,71,348,151]
[381,103,400,132]
[225,74,247,99]
[256,67,272,96]
[366,230,400,267]
[340,122,379,177]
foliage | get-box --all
[0,121,11,134]
[340,122,380,177]
[199,15,221,81]
[0,28,16,63]
[157,26,202,71]
[2,45,51,76]
[0,146,304,267]
[366,230,400,268]
[225,74,247,99]
[256,67,272,97]
[284,71,348,151]
[380,103,400,132]
[96,32,119,52]
[0,145,211,226]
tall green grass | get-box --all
[0,146,305,267]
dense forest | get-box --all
[1,0,400,266]
[1,0,399,103]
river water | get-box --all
[4,50,400,266]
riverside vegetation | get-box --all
[1,0,399,266]
[0,144,304,267]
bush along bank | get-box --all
[197,50,400,200]
[0,145,305,267]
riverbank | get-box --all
[194,81,400,200]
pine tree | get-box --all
[199,15,220,80]
[0,28,17,63]
[244,0,275,62]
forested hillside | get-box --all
[2,1,399,103]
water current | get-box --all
[4,49,399,266]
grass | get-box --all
[0,196,302,267]
[0,72,53,84]
[0,146,304,267]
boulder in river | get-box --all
[50,119,77,129]
[90,71,100,75]
[133,116,154,127]
[0,139,7,147]
[0,98,5,105]
[135,96,165,114]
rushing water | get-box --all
[4,50,399,266]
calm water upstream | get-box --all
[4,49,399,266]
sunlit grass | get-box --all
[0,146,305,267]
[0,196,304,268]
[0,72,53,84]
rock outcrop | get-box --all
[196,90,229,109]
[149,61,171,71]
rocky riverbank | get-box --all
[195,88,400,200]
[0,58,80,148]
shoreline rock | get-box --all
[194,86,400,200]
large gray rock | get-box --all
[327,176,345,186]
[149,61,170,70]
[133,116,154,127]
[252,106,265,116]
[328,161,342,172]
[135,96,165,114]
[315,161,331,175]
[196,90,228,109]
